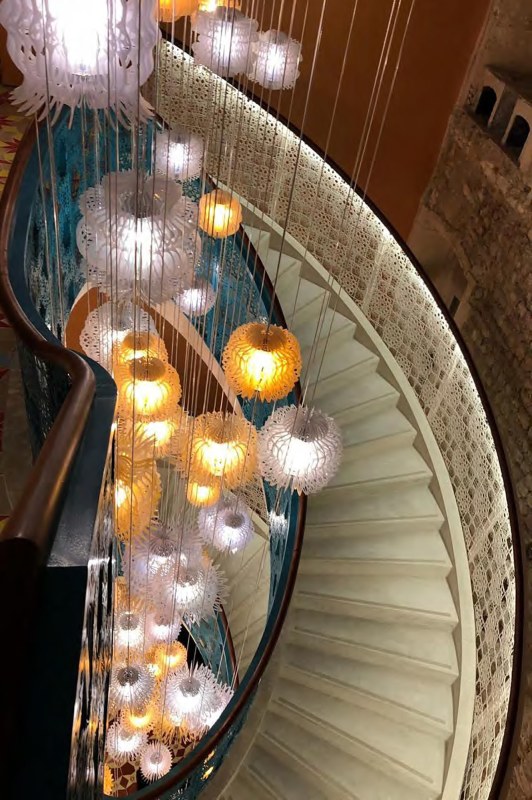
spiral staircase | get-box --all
[207,217,470,800]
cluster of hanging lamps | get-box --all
[189,5,302,91]
[79,302,156,373]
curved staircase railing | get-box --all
[0,121,117,795]
[152,41,525,800]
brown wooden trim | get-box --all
[0,121,96,558]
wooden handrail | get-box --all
[0,120,96,557]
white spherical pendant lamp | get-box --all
[259,405,342,494]
[198,492,254,554]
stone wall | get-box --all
[409,1,532,790]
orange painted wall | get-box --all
[266,0,491,238]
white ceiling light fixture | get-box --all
[198,492,254,554]
[153,127,205,182]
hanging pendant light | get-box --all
[109,663,155,712]
[158,0,199,22]
[186,478,222,508]
[145,610,183,646]
[116,330,168,366]
[222,321,302,401]
[249,30,302,90]
[77,171,200,303]
[140,741,173,782]
[116,357,182,420]
[164,553,225,623]
[79,301,155,372]
[198,492,254,553]
[167,664,218,719]
[122,703,159,734]
[175,278,217,317]
[198,189,242,239]
[115,455,161,540]
[113,605,147,653]
[103,765,114,796]
[259,405,343,494]
[154,127,204,182]
[0,0,159,123]
[192,7,258,78]
[106,721,148,762]
[188,412,258,489]
[268,510,289,538]
[153,641,188,671]
[205,682,234,727]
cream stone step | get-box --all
[339,406,416,452]
[308,483,444,531]
[288,610,459,683]
[258,713,432,800]
[265,252,301,288]
[327,444,433,496]
[299,529,452,578]
[294,305,356,351]
[313,369,399,419]
[247,739,330,800]
[277,276,331,327]
[224,765,275,800]
[280,646,454,738]
[303,337,379,395]
[294,573,458,630]
[271,683,445,798]
[300,319,357,368]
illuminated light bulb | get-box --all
[109,663,155,712]
[79,301,155,372]
[116,357,182,420]
[198,189,242,238]
[77,171,200,303]
[158,0,199,22]
[198,492,254,553]
[222,322,301,401]
[136,408,187,458]
[186,478,222,508]
[188,412,257,489]
[198,0,241,10]
[249,30,302,90]
[175,278,217,317]
[192,7,258,78]
[140,741,173,782]
[259,405,343,494]
[154,641,187,671]
[116,331,168,366]
[122,704,157,734]
[154,128,204,182]
[114,607,146,652]
[106,721,148,762]
[0,0,158,122]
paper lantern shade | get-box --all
[198,190,242,238]
[259,405,343,494]
[222,322,301,401]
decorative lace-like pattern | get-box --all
[152,42,516,800]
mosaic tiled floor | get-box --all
[0,87,32,526]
